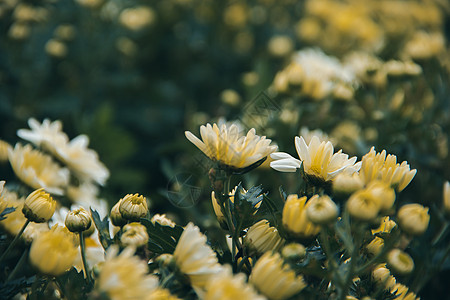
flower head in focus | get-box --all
[271,136,360,183]
[244,219,284,255]
[185,123,277,171]
[282,194,321,239]
[173,222,223,290]
[22,188,56,223]
[8,144,70,195]
[96,246,159,300]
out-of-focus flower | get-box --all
[306,195,338,225]
[282,243,306,261]
[383,60,422,77]
[223,3,247,28]
[372,264,396,291]
[332,172,364,196]
[22,222,49,245]
[0,189,27,235]
[397,204,429,235]
[121,222,149,247]
[29,225,78,276]
[271,136,360,183]
[443,181,450,215]
[96,246,159,300]
[119,193,148,221]
[204,265,266,300]
[151,213,176,227]
[372,216,397,235]
[145,288,180,300]
[391,283,419,300]
[244,220,284,255]
[8,22,31,40]
[0,140,11,162]
[185,123,277,170]
[282,194,320,239]
[73,235,105,276]
[0,181,6,213]
[75,0,104,8]
[54,24,76,41]
[220,89,241,107]
[65,207,92,232]
[250,252,306,300]
[366,236,384,256]
[22,188,56,223]
[387,249,414,275]
[267,35,294,57]
[299,127,330,145]
[17,118,109,186]
[346,188,380,222]
[173,223,223,290]
[8,143,70,195]
[402,31,445,60]
[45,39,68,58]
[119,6,156,31]
[359,147,416,191]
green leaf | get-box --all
[0,207,16,221]
[90,208,113,250]
[140,218,184,254]
[233,183,265,230]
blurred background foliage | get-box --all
[0,0,450,297]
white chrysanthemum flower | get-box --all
[96,246,159,300]
[204,265,266,300]
[185,123,277,170]
[173,222,223,290]
[360,147,416,191]
[18,118,109,186]
[271,136,360,182]
[8,144,70,195]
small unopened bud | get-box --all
[65,207,92,232]
[397,204,429,236]
[120,222,149,248]
[151,213,176,228]
[332,172,364,196]
[387,249,414,275]
[346,190,380,222]
[282,243,306,261]
[119,193,148,222]
[22,188,56,223]
[372,264,396,290]
[306,195,338,225]
[282,194,321,239]
[244,220,284,255]
[110,200,127,227]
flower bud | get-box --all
[366,181,395,212]
[120,222,149,248]
[397,204,429,235]
[366,236,384,256]
[119,193,148,222]
[371,216,397,235]
[346,189,380,222]
[443,181,450,215]
[211,191,226,225]
[372,264,396,291]
[22,188,56,223]
[387,249,414,275]
[281,243,306,261]
[306,195,338,225]
[391,283,417,300]
[282,194,320,239]
[151,213,176,227]
[65,207,92,232]
[332,172,364,196]
[110,200,127,227]
[244,219,284,255]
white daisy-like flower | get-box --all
[173,222,223,290]
[185,123,278,170]
[271,136,360,182]
[17,118,109,186]
[8,143,70,195]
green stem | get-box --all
[319,227,338,270]
[0,219,30,265]
[79,231,92,285]
[6,248,28,282]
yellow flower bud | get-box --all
[244,220,284,255]
[366,181,396,212]
[332,172,364,195]
[0,140,11,162]
[387,249,414,275]
[282,194,320,239]
[366,236,384,256]
[372,264,396,291]
[119,193,148,222]
[281,243,306,261]
[65,207,92,232]
[22,188,56,223]
[346,189,380,222]
[250,252,306,300]
[121,222,149,248]
[397,204,429,235]
[29,225,78,276]
[151,213,176,227]
[306,195,338,225]
[22,222,49,245]
[110,199,127,227]
[391,283,417,300]
[211,191,225,225]
[371,216,397,235]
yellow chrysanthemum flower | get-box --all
[204,265,266,300]
[250,252,306,300]
[244,219,284,255]
[391,283,419,300]
[282,194,321,239]
[397,204,429,236]
[359,147,416,191]
[22,188,56,223]
[29,225,78,276]
[185,123,277,170]
[96,246,159,300]
[271,136,360,183]
[0,189,27,236]
[173,222,223,290]
[387,249,414,275]
[8,143,70,195]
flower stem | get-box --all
[6,248,28,282]
[0,219,30,265]
[79,231,92,285]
